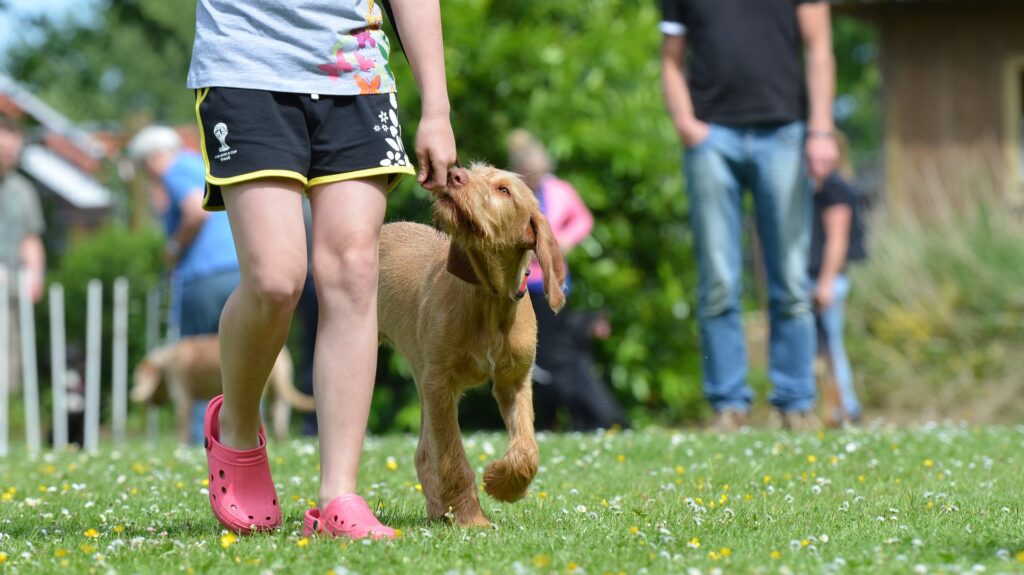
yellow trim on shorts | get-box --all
[306,166,416,192]
[207,170,309,187]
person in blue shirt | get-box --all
[129,126,242,443]
[129,126,240,338]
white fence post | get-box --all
[112,278,129,445]
[145,287,161,443]
[18,270,40,456]
[0,266,8,457]
[49,283,68,450]
[84,279,103,453]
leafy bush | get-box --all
[846,206,1024,423]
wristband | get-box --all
[808,130,835,139]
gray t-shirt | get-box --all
[0,171,45,274]
[187,0,397,96]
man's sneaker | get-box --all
[779,410,821,432]
[710,409,748,433]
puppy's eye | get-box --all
[497,186,511,196]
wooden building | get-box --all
[835,0,1024,215]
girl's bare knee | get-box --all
[313,236,378,307]
[245,264,306,314]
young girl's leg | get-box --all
[307,176,387,504]
[218,179,307,449]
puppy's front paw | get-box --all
[483,459,535,503]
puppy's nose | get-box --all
[448,167,469,188]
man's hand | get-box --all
[806,133,839,187]
[813,277,836,311]
[680,120,711,149]
[415,112,457,192]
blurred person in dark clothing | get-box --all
[660,0,839,431]
[0,114,45,394]
[507,129,627,431]
[809,133,866,427]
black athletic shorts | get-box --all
[194,87,415,211]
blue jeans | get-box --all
[812,274,860,420]
[685,122,815,413]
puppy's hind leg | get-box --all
[484,370,539,503]
[421,378,490,527]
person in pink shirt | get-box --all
[508,130,627,430]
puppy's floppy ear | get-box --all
[526,208,567,313]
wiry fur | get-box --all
[378,164,566,526]
[131,335,316,443]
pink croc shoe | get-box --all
[204,395,282,534]
[303,494,396,540]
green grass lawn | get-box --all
[1,426,1023,574]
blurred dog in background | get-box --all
[131,335,315,443]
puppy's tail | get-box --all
[482,439,538,503]
[268,348,316,412]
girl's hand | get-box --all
[415,112,457,192]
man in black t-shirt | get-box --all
[660,0,839,431]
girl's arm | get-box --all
[389,0,457,191]
[814,203,852,310]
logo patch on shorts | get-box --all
[212,122,237,162]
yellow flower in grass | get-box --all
[923,459,934,468]
[707,550,721,561]
[54,549,67,558]
[801,539,810,548]
[616,454,625,463]
[675,465,686,475]
[80,544,97,554]
[720,547,732,557]
[0,552,7,564]
[770,550,782,560]
[393,529,402,538]
[84,528,99,538]
[1016,551,1024,563]
[220,533,237,549]
[688,537,701,549]
[386,457,399,471]
[414,483,422,492]
[763,475,772,484]
[113,525,125,534]
[807,455,817,464]
[296,538,310,548]
[629,526,639,535]
[566,562,580,572]
[532,554,551,568]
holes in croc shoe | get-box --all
[212,494,216,500]
[204,438,209,449]
[209,474,213,482]
[248,515,254,520]
[272,498,277,506]
[333,515,338,522]
[221,486,227,494]
[265,516,271,522]
[219,470,225,479]
[230,504,237,511]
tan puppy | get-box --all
[378,164,566,526]
[131,335,315,443]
